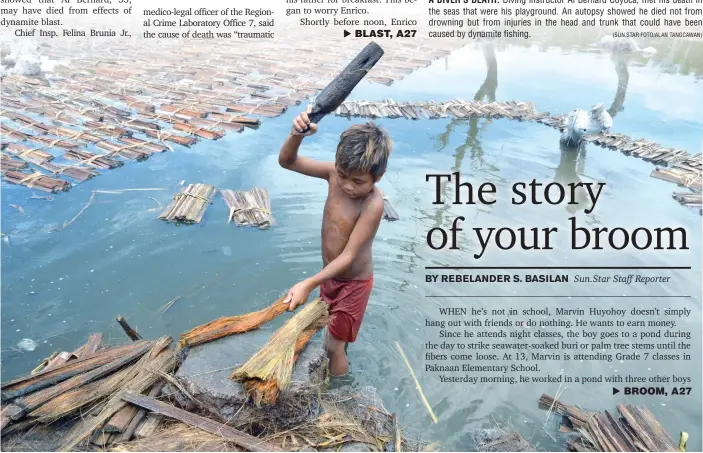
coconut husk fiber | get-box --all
[242,316,327,406]
[179,295,290,349]
[230,298,328,402]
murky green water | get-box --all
[2,36,701,450]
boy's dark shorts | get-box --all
[320,276,373,343]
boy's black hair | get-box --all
[335,122,391,181]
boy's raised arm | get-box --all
[278,110,334,180]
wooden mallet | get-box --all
[302,41,384,132]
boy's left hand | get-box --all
[284,279,313,311]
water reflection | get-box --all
[553,142,593,215]
[430,42,500,229]
[608,55,630,118]
[507,28,703,77]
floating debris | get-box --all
[382,196,400,222]
[8,204,24,215]
[158,183,216,224]
[16,338,38,352]
[221,187,274,229]
[157,296,181,315]
[672,191,702,207]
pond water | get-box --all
[2,35,701,451]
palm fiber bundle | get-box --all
[179,295,290,349]
[221,187,274,229]
[230,298,328,405]
[158,183,216,224]
[243,317,327,406]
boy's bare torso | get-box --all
[322,173,381,280]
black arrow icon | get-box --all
[344,30,350,38]
[613,387,620,395]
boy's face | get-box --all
[335,166,376,199]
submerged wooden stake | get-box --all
[116,316,142,341]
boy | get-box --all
[279,107,391,377]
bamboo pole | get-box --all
[395,341,438,424]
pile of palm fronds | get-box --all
[1,334,178,452]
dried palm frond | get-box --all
[230,298,327,402]
[59,337,177,452]
[179,296,289,349]
[30,366,134,422]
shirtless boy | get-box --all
[279,107,391,376]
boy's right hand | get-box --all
[291,106,318,136]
